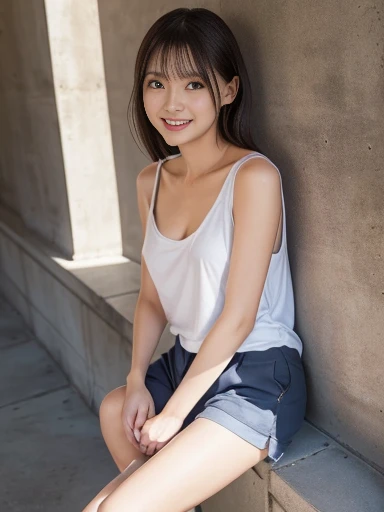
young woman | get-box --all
[82,7,306,512]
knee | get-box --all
[98,497,141,512]
[99,385,126,422]
[81,496,105,512]
[97,498,117,512]
[97,502,106,512]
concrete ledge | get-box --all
[0,204,140,338]
[0,206,175,413]
[268,424,384,511]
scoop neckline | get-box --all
[150,151,260,244]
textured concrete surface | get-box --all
[0,0,122,260]
[0,305,33,349]
[0,218,176,412]
[201,466,266,512]
[270,498,286,512]
[268,420,335,471]
[0,294,202,512]
[0,295,118,511]
[271,445,384,512]
[0,339,68,408]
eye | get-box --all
[147,80,163,89]
[187,81,204,90]
[146,80,204,90]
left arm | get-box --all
[162,158,283,420]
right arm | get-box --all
[127,163,168,385]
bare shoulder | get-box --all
[136,161,159,240]
[136,161,159,208]
[232,154,282,238]
[235,154,281,187]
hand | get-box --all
[138,412,184,456]
[122,375,156,452]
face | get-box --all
[142,51,238,146]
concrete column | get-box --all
[44,0,122,260]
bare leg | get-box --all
[81,454,148,511]
[99,386,148,472]
[98,417,269,512]
[81,386,151,510]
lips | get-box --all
[161,118,193,131]
[162,118,192,123]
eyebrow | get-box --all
[144,70,202,79]
[144,71,166,78]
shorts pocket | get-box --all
[273,348,292,396]
[235,351,287,401]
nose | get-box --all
[163,87,186,112]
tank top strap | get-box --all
[149,159,162,216]
[226,152,287,251]
[149,154,181,216]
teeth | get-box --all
[165,119,191,126]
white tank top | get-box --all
[142,152,303,356]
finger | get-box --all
[147,401,156,419]
[133,429,141,442]
[122,414,141,450]
[131,405,149,447]
[134,404,149,431]
[138,429,148,452]
[125,425,141,451]
[146,441,158,457]
[139,441,149,455]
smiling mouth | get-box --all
[162,118,193,124]
[161,119,193,131]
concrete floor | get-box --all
[0,293,122,511]
[0,293,202,512]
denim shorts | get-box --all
[144,334,307,464]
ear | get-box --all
[221,75,239,106]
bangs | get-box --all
[144,38,220,109]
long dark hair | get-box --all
[127,7,262,162]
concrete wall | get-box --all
[0,0,72,254]
[0,0,383,475]
[0,0,123,260]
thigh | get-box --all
[98,417,268,512]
